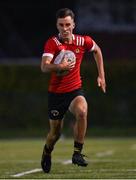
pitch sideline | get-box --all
[11,168,42,177]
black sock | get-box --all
[74,141,83,154]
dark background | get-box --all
[0,0,136,60]
[0,0,136,138]
[0,0,76,58]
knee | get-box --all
[76,108,87,120]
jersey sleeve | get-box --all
[42,38,56,58]
[84,36,95,52]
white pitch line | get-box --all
[79,169,136,172]
[96,150,114,157]
[62,158,136,164]
[11,167,136,177]
[62,159,72,165]
[10,158,136,178]
[0,160,39,164]
[11,168,42,177]
[131,144,136,150]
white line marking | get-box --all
[62,159,72,164]
[79,169,136,172]
[62,158,136,163]
[0,160,39,164]
[10,158,136,177]
[11,167,136,177]
[11,168,42,177]
[96,150,114,157]
[131,144,136,150]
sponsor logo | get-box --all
[51,110,59,116]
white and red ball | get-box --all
[54,50,76,76]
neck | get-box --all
[64,37,72,44]
[58,34,73,44]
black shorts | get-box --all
[48,88,85,120]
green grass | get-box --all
[0,138,136,179]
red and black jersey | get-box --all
[42,34,95,93]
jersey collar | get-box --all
[58,34,75,44]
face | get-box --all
[56,16,75,42]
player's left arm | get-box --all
[92,41,106,93]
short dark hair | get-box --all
[56,8,75,20]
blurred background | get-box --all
[0,0,136,138]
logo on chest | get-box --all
[75,48,80,53]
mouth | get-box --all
[62,32,69,36]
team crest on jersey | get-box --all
[75,48,80,53]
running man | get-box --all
[41,8,106,173]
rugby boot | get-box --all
[72,152,88,167]
[41,149,51,173]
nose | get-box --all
[62,25,68,31]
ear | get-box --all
[73,22,75,29]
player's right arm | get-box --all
[41,56,59,72]
[41,38,75,73]
[41,55,74,73]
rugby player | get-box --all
[41,8,106,173]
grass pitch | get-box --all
[0,138,136,179]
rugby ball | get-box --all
[54,50,76,76]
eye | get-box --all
[66,23,71,27]
[59,23,64,27]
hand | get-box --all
[97,76,106,93]
[60,56,75,71]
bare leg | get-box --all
[69,95,88,166]
[41,119,63,173]
[46,119,63,150]
[69,96,88,144]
